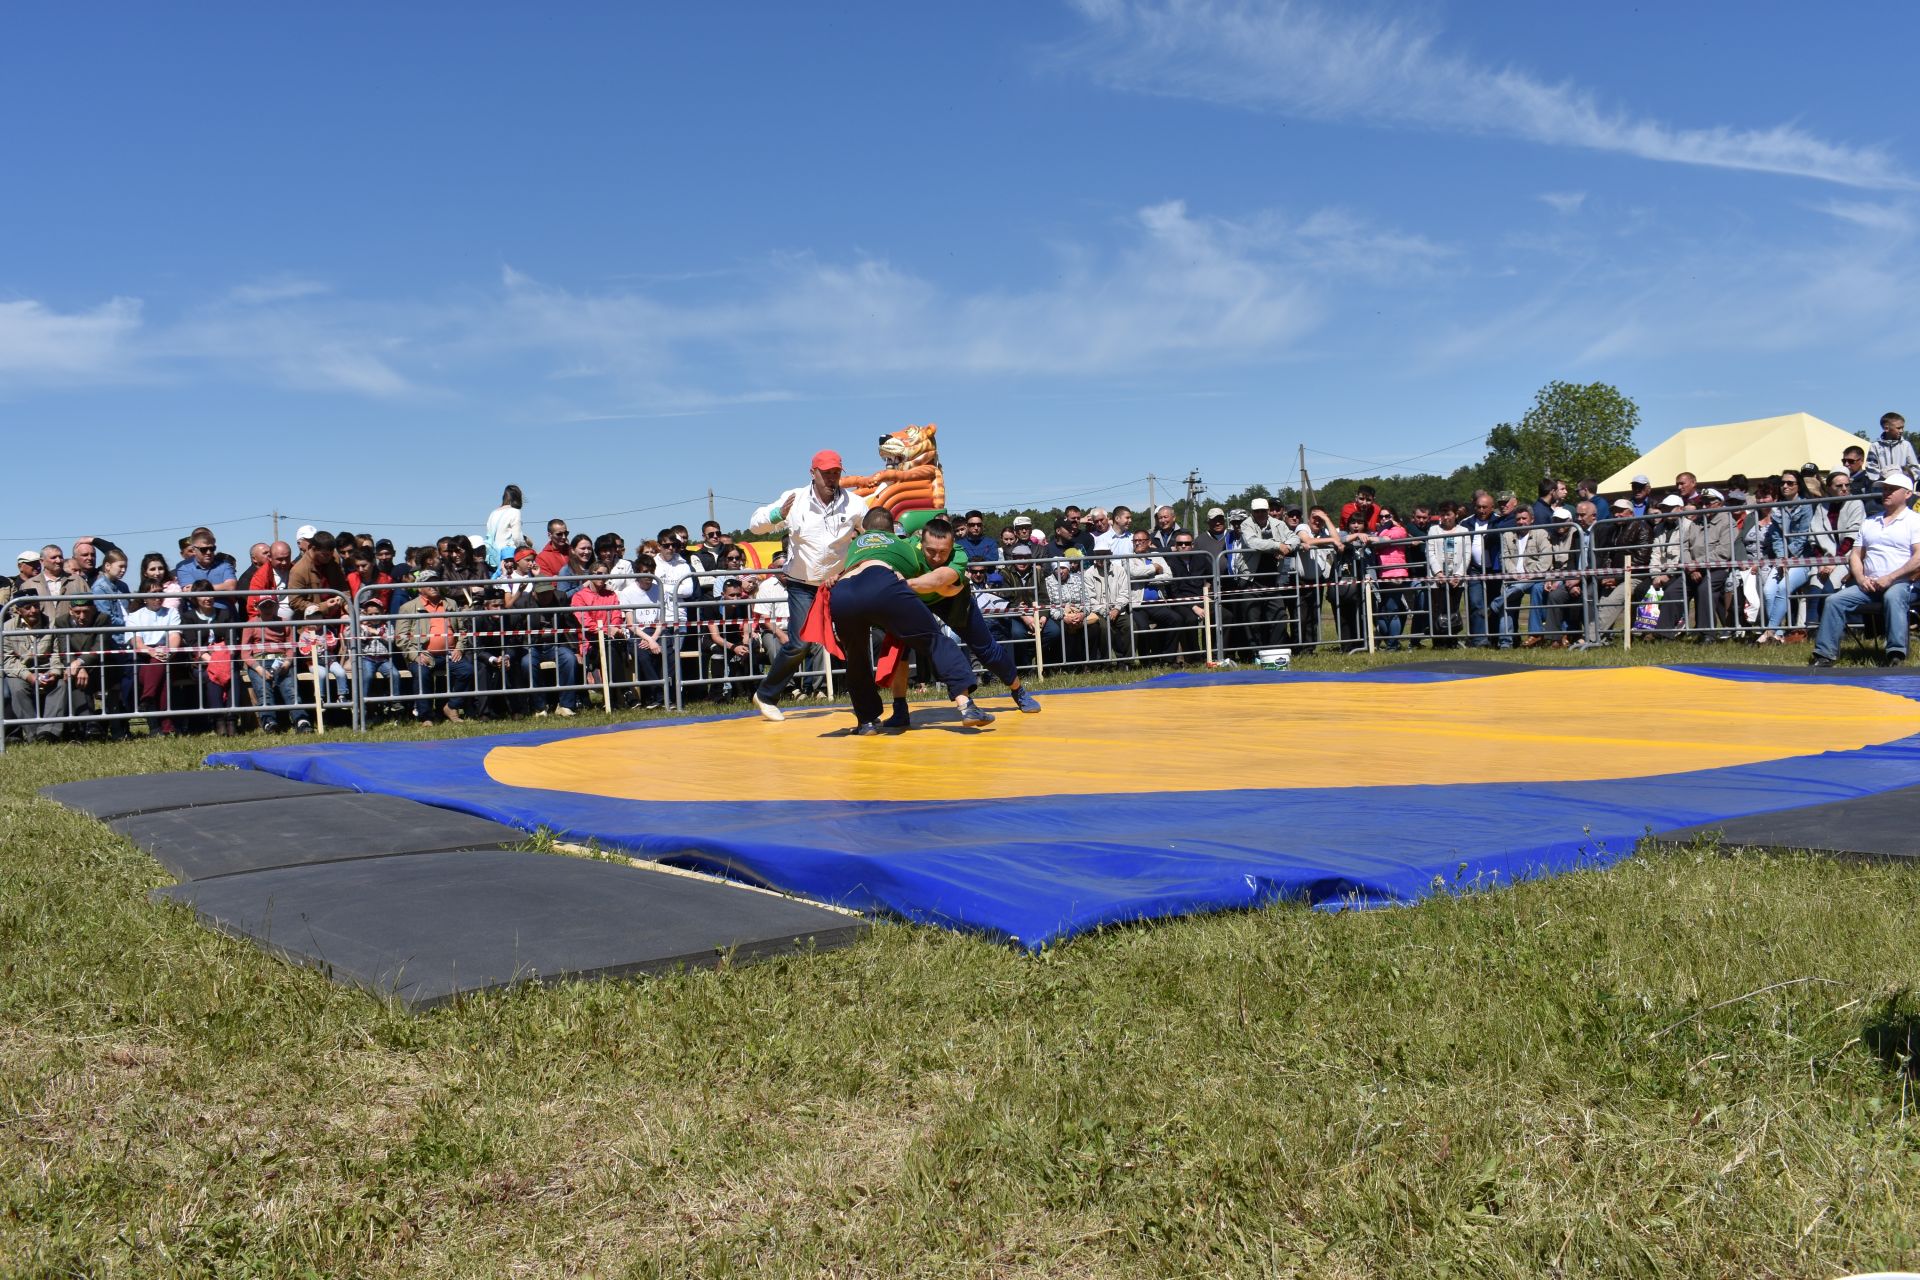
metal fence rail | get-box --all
[4,492,1907,749]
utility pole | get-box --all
[272,510,280,544]
[1147,473,1157,520]
[1298,445,1315,516]
[707,488,716,527]
[1184,469,1204,534]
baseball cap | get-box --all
[468,534,485,550]
[1704,487,1725,500]
[1611,497,1634,511]
[14,549,34,564]
[1800,462,1821,475]
[810,449,843,471]
[1550,506,1572,520]
[1009,543,1033,558]
[1206,506,1226,520]
[414,568,441,582]
[295,524,317,541]
[1631,475,1650,487]
[1659,494,1685,508]
[1229,508,1248,522]
[1011,515,1033,527]
[1881,469,1916,491]
[1250,497,1271,511]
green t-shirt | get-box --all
[843,532,970,607]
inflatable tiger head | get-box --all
[842,423,946,517]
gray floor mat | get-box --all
[109,792,523,881]
[153,849,870,1009]
[40,769,348,821]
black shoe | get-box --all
[1884,651,1907,667]
[1807,654,1836,668]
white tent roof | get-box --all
[1601,413,1863,492]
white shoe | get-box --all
[555,705,575,718]
[753,694,784,722]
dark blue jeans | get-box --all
[755,578,820,704]
[831,570,976,725]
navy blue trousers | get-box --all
[831,570,977,724]
[939,596,1018,687]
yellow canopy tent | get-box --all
[1601,412,1864,493]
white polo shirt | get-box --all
[1858,506,1920,580]
[749,485,870,586]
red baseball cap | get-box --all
[810,449,843,471]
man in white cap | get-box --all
[1809,468,1920,667]
[1629,475,1653,517]
[5,550,40,604]
[747,447,869,720]
[1238,497,1298,648]
[293,525,317,564]
[1684,488,1737,640]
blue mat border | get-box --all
[206,666,1920,947]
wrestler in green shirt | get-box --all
[844,531,970,609]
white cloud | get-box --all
[482,200,1437,381]
[1817,200,1915,234]
[1058,0,1912,189]
[1538,191,1586,215]
[227,276,332,305]
[0,297,142,380]
[0,200,1442,404]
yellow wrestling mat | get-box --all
[483,667,1920,804]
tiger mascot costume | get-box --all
[840,423,945,518]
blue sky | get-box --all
[4,1,1916,553]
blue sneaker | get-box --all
[852,721,884,736]
[957,697,995,727]
[1010,685,1041,714]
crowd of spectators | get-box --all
[5,412,1915,744]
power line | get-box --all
[284,494,713,531]
[0,513,275,546]
[1317,432,1490,483]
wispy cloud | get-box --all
[1058,0,1912,189]
[1817,199,1915,235]
[1417,195,1920,371]
[0,200,1444,401]
[1538,191,1586,216]
[227,276,333,305]
[0,297,142,380]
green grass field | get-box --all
[4,642,1919,1277]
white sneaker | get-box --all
[555,705,575,718]
[753,694,784,722]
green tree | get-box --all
[1482,380,1640,496]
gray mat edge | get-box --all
[38,771,352,820]
[149,889,871,1012]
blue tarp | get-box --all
[207,667,1920,947]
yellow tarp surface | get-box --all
[1601,413,1863,492]
[485,668,1920,804]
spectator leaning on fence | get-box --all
[1757,472,1815,645]
[3,596,74,743]
[24,543,89,624]
[1810,468,1920,668]
[289,531,349,619]
[1574,500,1651,649]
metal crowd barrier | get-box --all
[350,569,677,723]
[1,585,355,751]
[5,493,1903,750]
